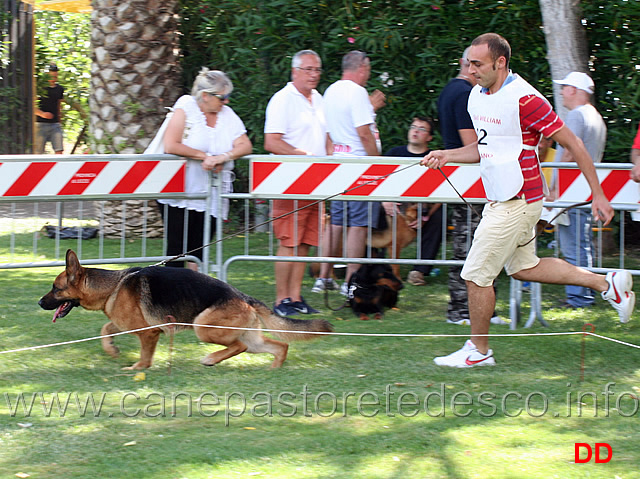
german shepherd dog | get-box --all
[39,250,333,369]
[346,263,403,320]
[370,203,419,279]
[310,203,419,281]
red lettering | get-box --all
[575,443,592,463]
[595,443,612,463]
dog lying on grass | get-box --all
[346,263,403,320]
[39,250,333,369]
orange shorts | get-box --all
[272,199,320,247]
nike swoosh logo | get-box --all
[465,355,493,366]
[296,307,308,313]
[611,273,622,304]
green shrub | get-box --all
[178,0,639,193]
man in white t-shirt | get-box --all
[314,51,386,295]
[264,50,332,317]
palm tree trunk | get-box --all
[89,0,182,237]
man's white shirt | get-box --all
[323,79,376,156]
[264,82,328,155]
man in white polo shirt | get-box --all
[264,49,332,317]
[315,50,386,295]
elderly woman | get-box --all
[159,68,252,269]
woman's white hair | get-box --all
[191,67,233,101]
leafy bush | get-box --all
[178,0,639,193]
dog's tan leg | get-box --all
[200,340,248,366]
[100,321,121,358]
[390,241,403,280]
[123,329,161,370]
[246,337,289,369]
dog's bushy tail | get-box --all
[255,305,333,342]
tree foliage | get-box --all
[35,10,91,147]
[178,0,638,192]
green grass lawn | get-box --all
[0,229,639,478]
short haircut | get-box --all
[48,63,59,72]
[191,67,233,101]
[471,33,511,66]
[292,50,321,69]
[342,50,369,72]
[461,47,471,67]
[412,116,435,135]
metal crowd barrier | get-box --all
[1,153,638,328]
[0,154,209,270]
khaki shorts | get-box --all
[272,199,320,247]
[461,199,542,287]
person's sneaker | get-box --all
[602,271,635,323]
[490,316,508,325]
[311,278,340,293]
[290,296,320,314]
[434,340,496,368]
[407,270,426,286]
[446,318,470,325]
[340,282,350,297]
[273,298,299,317]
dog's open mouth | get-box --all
[52,301,78,322]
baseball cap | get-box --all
[553,71,594,94]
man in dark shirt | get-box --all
[35,64,65,154]
[385,116,442,285]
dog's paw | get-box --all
[374,313,383,320]
[122,361,150,370]
[359,314,370,321]
[200,357,217,367]
[102,340,120,358]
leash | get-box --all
[323,287,350,312]
[436,166,594,248]
[436,167,482,218]
[155,161,422,267]
[518,200,592,248]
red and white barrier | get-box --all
[0,159,185,198]
[250,157,639,207]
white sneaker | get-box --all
[340,281,349,297]
[490,316,508,325]
[602,271,635,323]
[446,318,470,325]
[311,278,341,293]
[434,340,496,368]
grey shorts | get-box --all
[35,122,64,153]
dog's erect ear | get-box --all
[65,249,82,283]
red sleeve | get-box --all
[633,123,640,150]
[519,95,564,146]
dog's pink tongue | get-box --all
[52,304,66,323]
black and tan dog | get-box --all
[310,203,419,281]
[370,203,419,280]
[39,250,333,369]
[346,263,403,320]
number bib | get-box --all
[467,75,547,202]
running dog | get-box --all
[39,250,333,370]
[346,263,403,320]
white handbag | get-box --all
[144,108,173,154]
